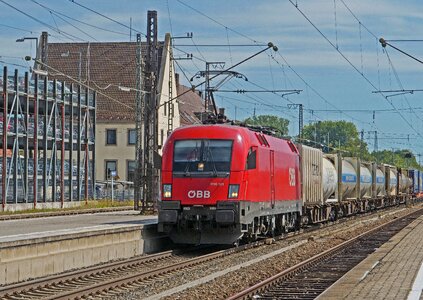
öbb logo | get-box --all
[188,190,211,199]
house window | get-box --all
[128,129,136,145]
[127,160,136,182]
[105,160,117,180]
[106,129,117,145]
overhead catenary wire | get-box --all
[173,44,268,47]
[7,0,418,153]
[272,53,374,128]
[30,0,128,37]
[68,0,146,37]
[173,0,365,132]
[176,0,261,44]
[166,0,174,36]
[48,9,98,41]
[174,0,406,147]
[219,80,302,122]
[382,49,423,124]
[0,23,36,33]
[0,0,82,41]
[165,43,276,106]
[288,0,423,142]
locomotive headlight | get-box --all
[163,184,172,198]
[228,184,239,199]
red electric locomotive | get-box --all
[158,124,302,244]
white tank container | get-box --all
[342,160,357,199]
[398,173,409,193]
[322,157,337,201]
[375,167,385,196]
[389,169,397,194]
[406,175,412,191]
[359,164,372,198]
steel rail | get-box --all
[0,250,174,297]
[0,205,414,299]
[40,248,239,299]
[227,207,423,300]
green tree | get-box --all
[243,115,289,137]
[372,149,421,169]
[302,120,371,158]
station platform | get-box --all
[0,210,156,238]
[0,211,169,285]
[318,214,423,300]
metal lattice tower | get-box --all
[167,36,174,137]
[299,104,303,139]
[134,33,144,211]
[142,11,160,211]
[368,130,378,152]
[204,62,225,115]
[287,103,303,139]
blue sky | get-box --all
[1,0,423,156]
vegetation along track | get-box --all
[228,207,423,300]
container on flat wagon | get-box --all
[409,169,419,194]
[420,171,423,193]
[341,158,358,200]
[398,168,411,194]
[322,157,337,201]
[297,144,324,205]
[360,162,372,198]
[375,165,386,197]
[385,165,397,196]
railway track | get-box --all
[227,207,423,300]
[0,205,415,299]
[0,250,176,299]
[0,242,249,299]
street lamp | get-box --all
[16,37,39,59]
[61,50,82,81]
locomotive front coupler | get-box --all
[194,214,202,231]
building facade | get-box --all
[43,32,202,195]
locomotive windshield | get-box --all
[173,139,233,177]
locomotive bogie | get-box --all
[158,199,301,244]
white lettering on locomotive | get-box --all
[289,168,296,186]
[188,190,211,198]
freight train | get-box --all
[158,124,422,245]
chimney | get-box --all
[40,31,49,70]
[175,73,180,88]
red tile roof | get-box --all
[45,42,163,122]
[177,85,204,126]
[45,41,204,125]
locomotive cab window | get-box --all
[173,139,233,177]
[246,147,257,170]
